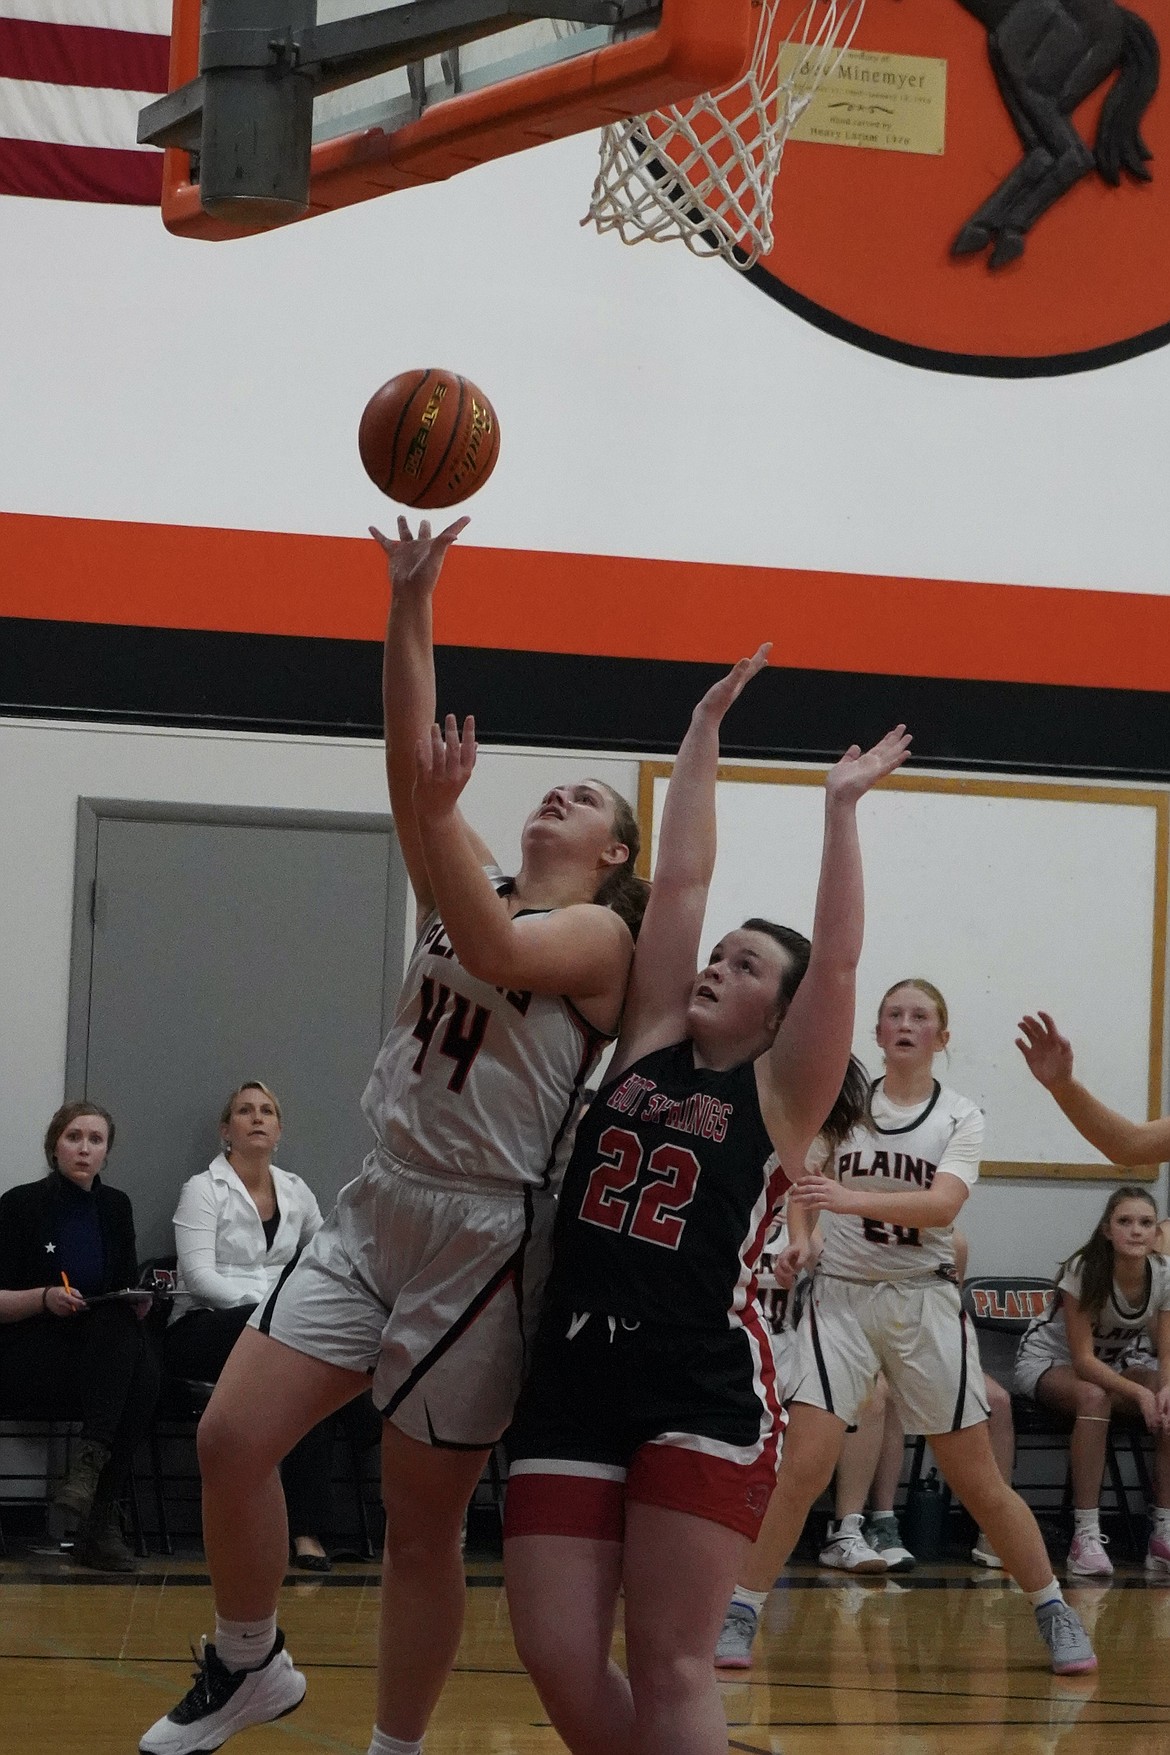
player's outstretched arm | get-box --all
[372,517,492,925]
[613,647,771,1074]
[1017,1012,1170,1167]
[413,715,632,1006]
[759,726,911,1160]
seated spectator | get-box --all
[166,1081,376,1570]
[1013,1184,1170,1577]
[0,1101,160,1570]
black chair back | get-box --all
[962,1276,1056,1379]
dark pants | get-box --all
[165,1306,380,1541]
[0,1302,161,1490]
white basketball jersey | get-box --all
[362,886,613,1192]
[1019,1252,1170,1371]
[817,1081,984,1283]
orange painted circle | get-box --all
[749,0,1167,371]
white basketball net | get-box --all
[581,0,866,271]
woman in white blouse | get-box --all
[165,1081,344,1570]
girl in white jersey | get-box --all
[141,519,644,1755]
[717,980,1096,1678]
[1017,1010,1170,1576]
[1013,1185,1170,1576]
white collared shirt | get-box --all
[169,1153,323,1322]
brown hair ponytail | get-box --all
[595,784,651,939]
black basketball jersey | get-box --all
[547,1039,788,1330]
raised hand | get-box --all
[692,644,772,724]
[370,515,470,595]
[1016,1012,1074,1090]
[824,725,911,806]
[414,713,476,821]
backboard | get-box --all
[154,1,758,239]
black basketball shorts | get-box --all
[504,1303,784,1542]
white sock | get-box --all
[369,1731,422,1755]
[1072,1508,1101,1535]
[214,1613,277,1672]
[1028,1580,1064,1611]
[730,1585,769,1615]
[1152,1507,1170,1536]
[835,1513,865,1535]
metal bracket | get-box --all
[139,0,659,147]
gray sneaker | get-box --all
[1034,1600,1098,1675]
[864,1516,917,1573]
[714,1601,759,1670]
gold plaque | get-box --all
[779,48,947,156]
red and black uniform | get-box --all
[505,1040,789,1541]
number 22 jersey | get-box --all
[545,1039,789,1329]
[817,1080,984,1282]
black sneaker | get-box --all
[138,1629,306,1753]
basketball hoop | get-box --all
[584,0,866,271]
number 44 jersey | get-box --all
[816,1080,984,1282]
[363,888,613,1192]
[546,1039,789,1329]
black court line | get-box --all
[3,1650,1167,1718]
[0,1569,504,1588]
[717,1678,1170,1710]
[3,1565,1165,1592]
[0,1654,528,1676]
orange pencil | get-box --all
[60,1271,72,1293]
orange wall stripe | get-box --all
[1,509,1167,692]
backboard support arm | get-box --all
[139,0,660,224]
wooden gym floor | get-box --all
[2,1551,1169,1755]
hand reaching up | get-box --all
[1016,1012,1074,1090]
[414,713,476,822]
[825,725,912,807]
[692,644,772,725]
[371,515,470,596]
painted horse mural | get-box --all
[952,0,1160,267]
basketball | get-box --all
[358,368,501,508]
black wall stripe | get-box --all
[3,616,1170,779]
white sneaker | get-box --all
[970,1533,1003,1568]
[139,1631,306,1753]
[1067,1530,1113,1578]
[714,1600,760,1669]
[818,1520,887,1575]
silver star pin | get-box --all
[44,1242,56,1254]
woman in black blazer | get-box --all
[0,1100,161,1569]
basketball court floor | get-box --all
[3,1549,1168,1754]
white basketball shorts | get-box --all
[785,1273,990,1436]
[250,1149,553,1448]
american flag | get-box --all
[0,1,169,203]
